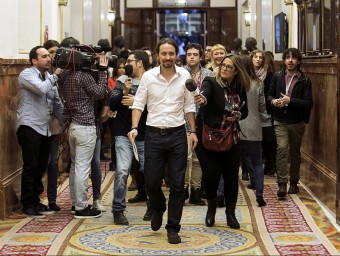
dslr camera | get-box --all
[54,44,118,71]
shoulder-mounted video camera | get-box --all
[54,44,118,71]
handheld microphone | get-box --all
[125,64,133,77]
[120,64,134,83]
[185,78,200,96]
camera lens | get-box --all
[107,55,118,69]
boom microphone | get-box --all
[185,78,200,96]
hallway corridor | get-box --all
[0,163,340,255]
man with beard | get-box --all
[17,46,62,218]
[109,50,150,225]
[268,48,313,199]
[128,38,198,244]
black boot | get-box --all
[225,203,240,229]
[143,206,153,221]
[128,190,147,203]
[288,182,299,194]
[277,183,287,198]
[189,188,206,206]
[205,200,217,227]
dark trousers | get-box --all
[47,135,60,204]
[17,125,50,209]
[262,126,277,171]
[144,128,187,232]
[195,130,240,205]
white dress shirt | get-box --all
[132,65,195,128]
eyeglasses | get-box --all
[220,64,234,71]
[126,59,138,64]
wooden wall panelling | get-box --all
[0,59,30,219]
[300,57,338,213]
[336,0,340,224]
[220,9,237,51]
[124,10,141,50]
[206,9,221,45]
[141,11,156,49]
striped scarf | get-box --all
[256,67,267,82]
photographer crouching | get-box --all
[57,43,108,219]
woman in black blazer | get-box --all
[195,54,250,229]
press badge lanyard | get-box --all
[285,74,296,95]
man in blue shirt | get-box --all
[17,46,62,218]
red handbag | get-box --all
[202,123,235,152]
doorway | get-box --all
[157,9,206,55]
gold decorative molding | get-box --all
[59,0,68,6]
[301,150,337,183]
[284,0,293,5]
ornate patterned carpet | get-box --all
[0,168,340,255]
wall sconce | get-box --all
[175,0,187,6]
[108,10,116,26]
[58,0,68,6]
[244,10,251,26]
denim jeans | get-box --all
[47,135,60,204]
[112,136,145,212]
[91,134,102,201]
[240,140,264,197]
[68,123,97,211]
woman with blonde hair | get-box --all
[250,49,277,176]
[195,54,250,229]
[206,44,226,74]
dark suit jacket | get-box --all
[267,70,313,124]
[197,76,248,129]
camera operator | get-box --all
[57,47,108,219]
[17,46,62,218]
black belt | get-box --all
[146,125,185,135]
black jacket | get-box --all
[267,70,313,124]
[109,80,147,140]
[197,76,248,129]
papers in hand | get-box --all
[132,142,139,162]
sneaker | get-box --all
[49,203,61,211]
[93,199,107,212]
[36,203,54,215]
[22,207,46,219]
[74,206,102,219]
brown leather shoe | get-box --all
[113,211,129,225]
